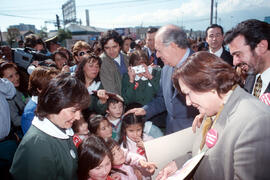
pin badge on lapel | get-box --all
[206,129,218,148]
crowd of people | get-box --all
[0,18,270,180]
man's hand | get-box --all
[155,161,178,180]
[124,108,146,116]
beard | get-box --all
[246,50,264,75]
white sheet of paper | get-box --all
[167,151,205,180]
[144,127,196,179]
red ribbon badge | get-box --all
[134,82,139,90]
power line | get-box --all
[0,0,176,13]
[0,13,54,21]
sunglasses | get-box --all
[78,51,91,57]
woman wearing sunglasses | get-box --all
[70,41,92,73]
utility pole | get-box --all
[56,14,60,30]
[0,28,2,46]
[214,1,218,24]
[210,0,214,25]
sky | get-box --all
[0,0,269,33]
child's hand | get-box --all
[111,173,121,180]
[156,161,178,180]
[128,66,136,83]
[139,160,157,174]
[133,167,143,180]
[136,138,144,150]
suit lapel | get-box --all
[264,83,270,94]
[244,75,256,94]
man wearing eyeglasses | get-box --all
[206,24,233,66]
[99,30,129,95]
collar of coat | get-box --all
[32,116,74,139]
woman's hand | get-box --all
[61,65,70,73]
[192,113,205,133]
[97,89,109,104]
[128,66,136,83]
[155,161,178,180]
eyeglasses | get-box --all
[78,51,91,57]
[208,33,222,39]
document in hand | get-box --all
[144,127,197,179]
[167,152,205,180]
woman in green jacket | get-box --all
[10,73,90,180]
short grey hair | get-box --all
[159,25,189,49]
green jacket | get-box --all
[10,117,78,180]
[122,67,161,105]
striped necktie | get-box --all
[253,75,262,98]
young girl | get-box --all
[121,50,161,106]
[106,138,156,180]
[78,135,115,180]
[119,113,153,157]
[88,115,113,140]
[72,118,90,147]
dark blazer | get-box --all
[220,47,233,66]
[244,74,270,94]
[143,47,164,68]
[143,49,198,134]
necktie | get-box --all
[253,75,262,98]
[150,53,155,64]
[200,117,213,150]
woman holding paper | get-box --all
[156,51,270,180]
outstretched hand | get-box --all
[123,108,146,117]
[139,160,157,174]
[155,161,178,180]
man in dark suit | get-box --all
[126,25,198,134]
[224,19,270,97]
[143,27,164,68]
[206,24,233,66]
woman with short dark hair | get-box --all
[10,73,90,180]
[157,51,270,180]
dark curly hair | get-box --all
[100,30,123,50]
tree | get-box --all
[7,28,20,47]
[38,26,48,39]
[57,28,72,42]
